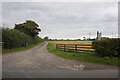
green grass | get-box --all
[2,41,44,54]
[47,43,118,66]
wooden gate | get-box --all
[56,44,94,52]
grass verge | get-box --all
[2,41,44,54]
[47,43,118,66]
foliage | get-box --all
[44,36,49,41]
[48,39,94,41]
[2,20,44,49]
[92,38,119,57]
[2,28,44,49]
[47,43,118,66]
[14,20,41,37]
[0,28,2,42]
[2,42,44,54]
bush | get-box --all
[92,38,119,57]
[33,36,44,44]
[2,28,44,49]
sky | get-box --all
[1,2,118,39]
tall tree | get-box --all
[44,36,49,41]
[14,20,41,37]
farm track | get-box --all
[2,42,118,78]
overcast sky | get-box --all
[2,2,118,39]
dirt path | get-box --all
[2,42,118,78]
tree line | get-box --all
[1,20,44,49]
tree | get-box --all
[44,36,49,41]
[14,20,41,37]
[77,39,81,41]
[83,37,86,40]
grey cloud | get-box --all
[2,2,118,39]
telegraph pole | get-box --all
[89,33,91,39]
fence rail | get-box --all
[56,44,95,52]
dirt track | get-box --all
[2,42,118,78]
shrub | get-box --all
[2,28,44,49]
[92,38,119,57]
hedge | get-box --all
[92,38,119,57]
[2,28,44,49]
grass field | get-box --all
[47,41,118,66]
[49,41,92,45]
[49,41,94,51]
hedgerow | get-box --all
[2,28,44,49]
[92,38,119,57]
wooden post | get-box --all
[75,45,77,53]
[64,44,66,52]
[56,44,58,49]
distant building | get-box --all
[97,31,102,40]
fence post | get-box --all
[75,45,77,53]
[64,44,66,52]
[56,44,58,49]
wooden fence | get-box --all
[56,44,95,52]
